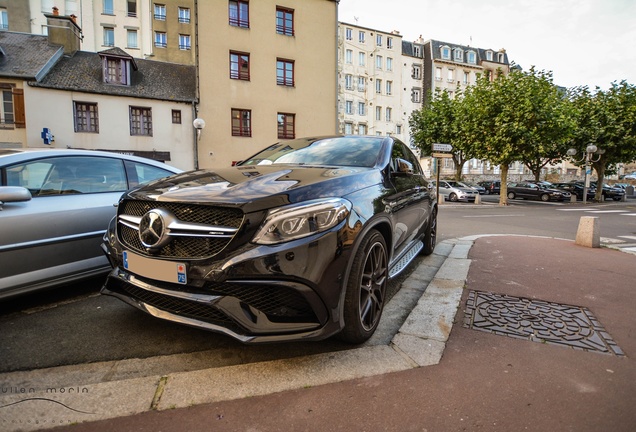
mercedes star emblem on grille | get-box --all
[139,209,172,249]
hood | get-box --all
[125,165,382,213]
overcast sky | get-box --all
[337,0,636,90]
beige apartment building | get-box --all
[195,0,338,168]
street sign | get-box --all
[432,143,452,152]
[432,152,453,158]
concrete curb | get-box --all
[0,239,471,431]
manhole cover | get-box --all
[463,290,624,356]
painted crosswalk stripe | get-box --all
[557,208,601,211]
[621,213,636,216]
[585,210,627,213]
[619,236,636,241]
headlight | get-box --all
[253,198,351,245]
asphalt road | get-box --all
[1,196,635,375]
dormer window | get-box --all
[498,52,505,63]
[467,50,476,64]
[486,50,493,61]
[454,48,463,61]
[99,49,138,86]
[441,45,450,60]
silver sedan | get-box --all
[0,148,182,299]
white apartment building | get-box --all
[338,22,408,142]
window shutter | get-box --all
[12,88,26,128]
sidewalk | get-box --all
[4,235,636,432]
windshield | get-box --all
[240,137,384,168]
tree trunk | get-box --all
[499,165,509,206]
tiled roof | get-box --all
[0,32,63,81]
[29,50,196,103]
[428,39,510,66]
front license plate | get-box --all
[123,250,187,284]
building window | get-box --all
[1,86,14,125]
[375,55,382,69]
[386,57,393,71]
[231,109,251,137]
[345,100,353,115]
[104,58,130,85]
[375,106,381,121]
[1,8,8,30]
[103,27,114,47]
[396,125,402,134]
[178,7,190,23]
[130,107,152,136]
[413,45,421,57]
[345,74,353,90]
[230,52,250,80]
[345,28,352,40]
[358,102,365,116]
[345,49,352,64]
[229,0,249,28]
[179,34,191,50]
[463,71,469,84]
[358,31,365,43]
[467,51,476,64]
[172,110,181,124]
[127,30,138,48]
[127,0,137,17]
[387,37,393,49]
[454,49,463,61]
[376,79,382,94]
[376,34,382,46]
[441,46,450,60]
[435,67,442,81]
[447,69,454,82]
[358,124,367,135]
[357,76,366,92]
[103,0,114,14]
[412,87,421,103]
[386,81,392,95]
[412,64,421,79]
[486,51,493,61]
[276,7,294,36]
[344,122,352,135]
[154,4,166,20]
[276,59,294,86]
[277,113,295,139]
[73,102,99,133]
[386,107,392,121]
[498,52,505,63]
[154,31,167,48]
[358,52,365,66]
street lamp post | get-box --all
[567,144,605,204]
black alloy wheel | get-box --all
[421,206,437,256]
[340,229,388,344]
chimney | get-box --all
[44,13,83,55]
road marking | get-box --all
[585,210,627,213]
[557,208,601,211]
[601,237,626,244]
[621,213,636,216]
[463,214,526,218]
[619,235,636,241]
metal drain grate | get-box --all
[463,290,624,356]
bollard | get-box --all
[570,194,577,203]
[475,193,481,204]
[575,216,600,248]
[437,193,444,204]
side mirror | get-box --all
[393,158,414,176]
[0,186,32,210]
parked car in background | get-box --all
[433,180,479,202]
[572,181,625,201]
[100,136,438,344]
[0,149,182,299]
[551,182,595,201]
[462,181,486,194]
[507,181,571,202]
[478,180,501,194]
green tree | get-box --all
[410,89,473,181]
[568,81,636,201]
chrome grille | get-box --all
[118,200,243,259]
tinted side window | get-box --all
[124,160,175,188]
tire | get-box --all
[449,193,458,202]
[421,206,437,256]
[507,192,516,200]
[540,193,550,202]
[340,229,388,344]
